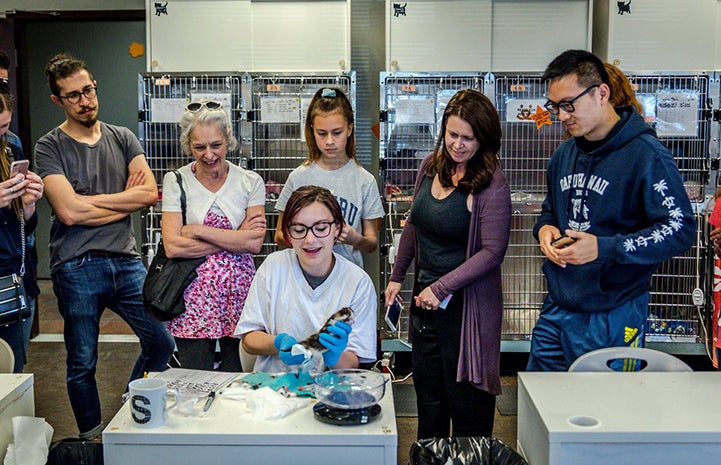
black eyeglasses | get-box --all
[544,85,599,115]
[287,220,336,240]
[186,101,223,112]
[0,78,9,94]
[59,86,97,105]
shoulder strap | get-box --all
[173,170,189,225]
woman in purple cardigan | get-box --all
[384,89,511,439]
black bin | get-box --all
[46,439,103,465]
[410,436,528,465]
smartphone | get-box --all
[551,235,576,248]
[384,297,403,332]
[9,160,29,178]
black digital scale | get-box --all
[312,402,382,426]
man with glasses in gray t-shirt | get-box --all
[35,53,174,441]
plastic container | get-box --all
[313,369,388,410]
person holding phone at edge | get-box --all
[273,87,384,269]
[527,50,695,372]
[0,92,43,373]
[384,89,512,440]
[161,99,266,372]
[35,53,174,440]
[236,185,377,373]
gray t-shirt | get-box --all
[275,160,385,268]
[35,122,143,272]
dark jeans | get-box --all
[174,336,242,372]
[0,297,34,373]
[410,288,496,439]
[52,253,175,438]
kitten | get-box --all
[299,307,354,357]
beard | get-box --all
[79,115,98,128]
[75,106,98,128]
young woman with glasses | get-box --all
[161,99,267,372]
[236,185,377,374]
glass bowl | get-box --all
[313,369,388,410]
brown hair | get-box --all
[427,89,501,193]
[303,87,356,165]
[44,53,94,97]
[604,63,643,115]
[281,185,344,244]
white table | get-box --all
[0,374,34,463]
[103,374,397,465]
[517,371,721,465]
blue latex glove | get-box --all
[274,333,305,366]
[319,321,352,368]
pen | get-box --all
[203,391,216,412]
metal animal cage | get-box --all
[487,73,568,339]
[626,72,716,343]
[379,72,484,343]
[379,71,716,349]
[137,73,245,260]
[488,71,715,344]
[243,72,356,265]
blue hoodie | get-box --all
[533,106,695,312]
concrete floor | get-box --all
[29,279,519,464]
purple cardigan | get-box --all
[390,154,511,394]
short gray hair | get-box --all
[178,99,238,155]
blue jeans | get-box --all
[527,292,648,371]
[52,253,174,437]
[0,297,34,373]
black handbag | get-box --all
[143,171,205,321]
[0,273,29,326]
[0,208,30,327]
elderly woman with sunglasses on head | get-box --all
[161,99,267,372]
[235,185,377,373]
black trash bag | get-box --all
[409,436,528,465]
[46,438,104,465]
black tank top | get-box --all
[410,175,470,287]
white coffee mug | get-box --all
[128,378,179,428]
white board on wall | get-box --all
[146,0,252,72]
[250,1,350,71]
[385,0,493,72]
[594,0,717,71]
[146,0,350,72]
[491,0,592,72]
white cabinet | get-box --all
[491,0,592,72]
[593,0,718,70]
[146,0,350,72]
[385,0,591,73]
[385,0,493,72]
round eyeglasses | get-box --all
[186,101,223,112]
[59,86,97,105]
[287,220,336,240]
[544,84,599,115]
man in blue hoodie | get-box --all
[527,50,696,371]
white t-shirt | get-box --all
[162,162,266,227]
[235,249,378,373]
[275,160,385,268]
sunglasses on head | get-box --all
[186,101,223,112]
